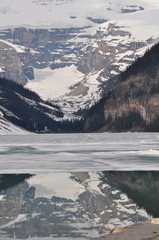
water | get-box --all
[0,133,159,239]
[0,171,157,239]
[0,132,159,173]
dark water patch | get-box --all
[0,146,36,154]
[0,146,50,155]
[102,171,159,218]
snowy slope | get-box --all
[0,111,28,135]
[26,65,84,100]
[26,66,102,118]
[0,0,158,29]
[0,40,25,53]
[100,8,159,42]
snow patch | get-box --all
[26,65,84,100]
[0,39,25,53]
[0,0,153,29]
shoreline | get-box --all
[93,219,159,240]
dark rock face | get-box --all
[87,17,107,24]
[23,66,34,80]
[121,5,144,13]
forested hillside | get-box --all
[0,78,83,133]
[84,43,159,132]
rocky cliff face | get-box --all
[0,27,90,74]
[84,43,159,132]
[78,22,152,77]
[0,40,27,85]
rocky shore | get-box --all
[93,219,159,240]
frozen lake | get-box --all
[0,132,159,173]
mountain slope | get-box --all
[21,0,159,117]
[84,42,159,132]
[0,78,66,133]
[0,111,28,135]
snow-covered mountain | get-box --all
[1,0,159,120]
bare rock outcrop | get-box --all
[93,221,159,240]
[0,41,27,85]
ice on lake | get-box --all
[0,132,159,173]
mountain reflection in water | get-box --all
[0,172,158,239]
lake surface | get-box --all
[0,171,158,240]
[0,132,159,173]
[0,133,159,239]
